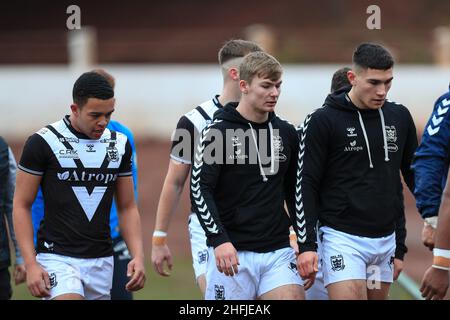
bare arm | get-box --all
[420,170,450,300]
[154,160,190,232]
[115,175,146,291]
[13,170,50,297]
[152,159,190,276]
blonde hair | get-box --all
[239,51,282,84]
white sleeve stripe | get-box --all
[118,172,133,176]
[18,165,43,176]
[170,154,192,165]
[190,119,222,234]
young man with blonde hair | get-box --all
[151,39,262,295]
[191,51,304,300]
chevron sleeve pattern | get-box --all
[190,120,230,248]
[296,110,327,253]
[412,91,450,218]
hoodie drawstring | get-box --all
[378,108,390,162]
[357,108,390,169]
[249,122,274,182]
[357,111,374,169]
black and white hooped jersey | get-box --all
[170,95,223,164]
[19,116,132,258]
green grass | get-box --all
[10,257,202,300]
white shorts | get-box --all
[205,246,303,300]
[305,232,328,300]
[188,213,208,280]
[36,253,114,300]
[319,226,395,287]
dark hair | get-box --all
[353,43,394,71]
[72,72,114,107]
[218,39,263,65]
[331,67,351,92]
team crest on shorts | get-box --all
[214,284,225,300]
[197,249,208,264]
[106,146,119,162]
[330,254,345,271]
[49,272,58,289]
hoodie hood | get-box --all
[215,102,276,125]
[324,88,390,168]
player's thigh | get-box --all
[257,247,304,300]
[327,280,368,300]
[197,274,207,297]
[259,284,304,300]
[367,282,391,300]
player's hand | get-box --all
[151,244,173,276]
[297,251,318,290]
[14,264,27,285]
[125,257,146,291]
[393,258,403,281]
[421,223,435,250]
[420,266,449,300]
[26,262,50,298]
[214,242,239,277]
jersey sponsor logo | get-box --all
[58,149,79,159]
[59,136,79,143]
[229,136,248,160]
[72,186,107,221]
[57,170,118,184]
[106,146,119,162]
[330,254,345,271]
[214,284,225,300]
[385,125,398,152]
[346,127,357,137]
[344,140,363,152]
[86,144,96,152]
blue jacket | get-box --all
[31,120,138,243]
[412,85,450,218]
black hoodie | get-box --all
[190,103,299,252]
[296,88,417,260]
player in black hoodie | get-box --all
[296,43,418,300]
[191,51,303,300]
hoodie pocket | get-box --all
[345,193,400,230]
[233,202,285,234]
